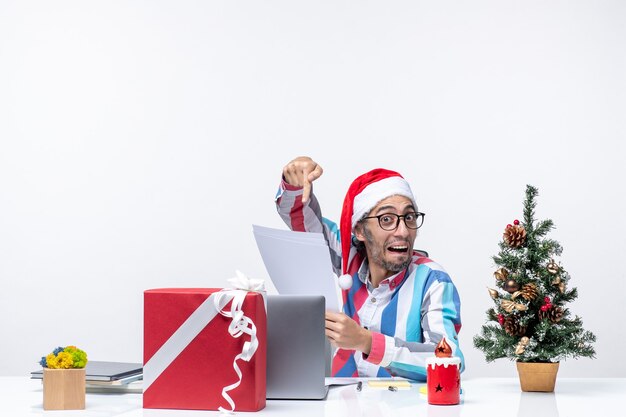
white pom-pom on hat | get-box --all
[338,274,353,290]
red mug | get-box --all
[426,357,461,405]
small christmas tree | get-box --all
[474,185,596,363]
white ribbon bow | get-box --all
[228,269,266,292]
[214,271,265,414]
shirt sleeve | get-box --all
[363,272,465,381]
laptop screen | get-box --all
[266,294,329,400]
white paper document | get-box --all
[252,224,340,311]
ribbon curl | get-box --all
[213,271,265,413]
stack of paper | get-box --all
[252,225,340,311]
[86,379,143,394]
[31,361,143,393]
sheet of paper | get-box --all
[253,224,341,311]
[324,377,361,386]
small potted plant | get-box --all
[39,346,88,410]
[473,185,596,392]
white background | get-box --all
[1,1,624,378]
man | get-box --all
[275,156,464,380]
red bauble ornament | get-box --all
[544,296,551,304]
[513,219,520,225]
[498,314,504,325]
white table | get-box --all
[2,377,624,417]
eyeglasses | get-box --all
[362,212,425,231]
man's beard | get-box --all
[362,223,412,273]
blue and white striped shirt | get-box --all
[276,180,464,380]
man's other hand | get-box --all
[325,311,372,355]
[282,156,323,204]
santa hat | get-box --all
[340,168,416,275]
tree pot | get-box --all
[43,368,86,410]
[516,362,559,392]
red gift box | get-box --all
[143,288,266,411]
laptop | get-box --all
[266,294,330,400]
[31,361,142,382]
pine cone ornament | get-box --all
[520,283,538,301]
[503,224,526,248]
[538,306,564,323]
[551,307,564,322]
[503,315,527,336]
